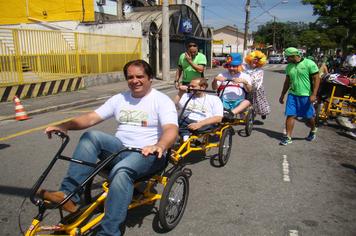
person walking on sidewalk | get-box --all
[40,59,178,235]
[279,47,321,146]
[244,50,271,120]
[175,39,207,89]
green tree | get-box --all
[253,21,309,50]
[302,0,356,50]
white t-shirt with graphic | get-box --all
[216,71,252,101]
[178,93,223,121]
[95,89,178,148]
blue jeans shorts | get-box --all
[285,94,315,118]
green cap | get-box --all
[284,47,300,57]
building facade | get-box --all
[212,25,253,56]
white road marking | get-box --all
[289,229,299,236]
[282,155,291,182]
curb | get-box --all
[0,83,174,122]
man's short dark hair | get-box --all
[123,59,154,80]
[192,77,208,88]
[185,38,198,47]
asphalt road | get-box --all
[0,65,355,236]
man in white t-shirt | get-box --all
[41,60,178,236]
[174,77,223,140]
[212,53,252,117]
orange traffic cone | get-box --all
[14,96,30,121]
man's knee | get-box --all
[110,169,135,190]
[81,130,103,140]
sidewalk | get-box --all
[0,78,174,121]
[0,67,222,121]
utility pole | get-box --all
[273,16,276,52]
[117,0,123,19]
[161,0,170,81]
[202,6,206,26]
[243,0,251,56]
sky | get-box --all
[202,0,318,32]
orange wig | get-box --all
[245,50,267,67]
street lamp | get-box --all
[243,0,288,55]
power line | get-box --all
[204,7,244,26]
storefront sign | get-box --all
[179,18,193,34]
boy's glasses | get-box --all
[188,44,197,48]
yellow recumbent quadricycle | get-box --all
[170,87,254,167]
[315,73,356,126]
[22,131,189,236]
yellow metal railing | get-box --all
[0,28,141,86]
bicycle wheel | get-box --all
[158,171,189,231]
[218,128,233,166]
[244,108,254,136]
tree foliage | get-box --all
[302,0,356,50]
[253,21,311,50]
[253,0,356,53]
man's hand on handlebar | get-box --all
[45,126,67,139]
[214,76,226,82]
[178,84,189,91]
[187,122,202,130]
[141,144,165,158]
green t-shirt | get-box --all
[178,52,207,83]
[285,58,319,96]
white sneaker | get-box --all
[345,131,356,139]
[183,135,189,141]
[336,116,354,129]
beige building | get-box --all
[212,25,253,56]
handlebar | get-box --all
[29,134,142,208]
[187,87,217,94]
[53,130,69,140]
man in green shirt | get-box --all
[279,47,320,145]
[175,39,207,89]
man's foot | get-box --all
[37,190,77,213]
[279,136,292,146]
[223,109,235,120]
[344,130,356,139]
[306,128,318,141]
[261,115,266,120]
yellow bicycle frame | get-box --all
[25,176,168,236]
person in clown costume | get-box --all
[244,50,271,119]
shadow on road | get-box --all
[273,70,286,74]
[0,185,31,197]
[253,127,283,140]
[0,143,10,150]
[341,163,356,174]
[253,120,265,126]
[253,127,306,141]
[125,204,157,232]
[179,150,209,166]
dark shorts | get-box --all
[285,94,315,119]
